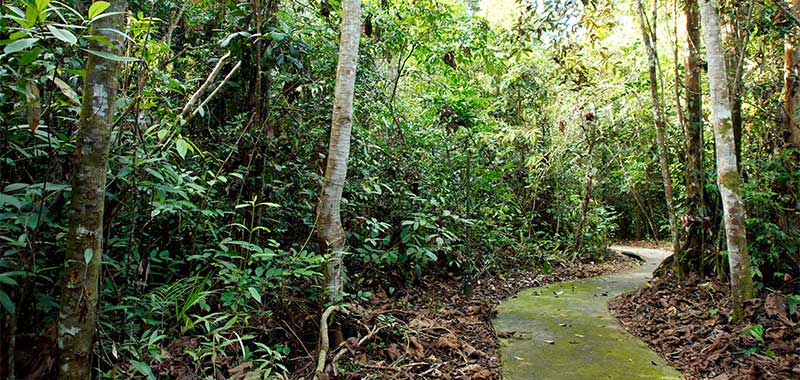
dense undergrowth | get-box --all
[0,0,798,378]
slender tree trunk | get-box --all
[317,0,362,303]
[699,0,754,321]
[783,0,800,147]
[720,0,752,168]
[572,124,596,257]
[572,170,593,256]
[679,0,706,277]
[57,1,126,378]
[637,0,681,260]
[165,3,184,49]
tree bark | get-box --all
[317,0,362,303]
[572,123,596,257]
[678,0,707,277]
[699,0,754,321]
[719,0,752,168]
[637,0,682,262]
[57,1,126,378]
[783,0,800,147]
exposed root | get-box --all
[313,305,339,380]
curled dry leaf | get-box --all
[436,332,460,350]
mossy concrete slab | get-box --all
[494,246,682,380]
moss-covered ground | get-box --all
[493,246,682,380]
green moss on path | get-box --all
[494,246,682,380]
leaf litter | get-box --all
[610,274,800,380]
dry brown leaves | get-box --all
[610,274,800,380]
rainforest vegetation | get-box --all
[0,0,798,378]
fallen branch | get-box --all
[178,52,232,121]
[183,60,242,125]
[313,305,339,380]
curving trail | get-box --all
[493,246,682,380]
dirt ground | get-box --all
[610,274,800,380]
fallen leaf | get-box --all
[497,330,515,338]
[406,337,425,359]
[463,343,484,358]
[386,343,401,361]
[472,368,492,380]
[764,293,790,324]
[436,332,460,349]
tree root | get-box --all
[313,305,339,380]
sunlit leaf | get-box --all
[84,48,139,62]
[4,38,40,54]
[46,24,77,44]
[88,1,111,19]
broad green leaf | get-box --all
[175,139,188,159]
[25,3,38,26]
[129,360,156,380]
[84,49,139,63]
[270,31,286,41]
[157,129,169,140]
[52,77,80,105]
[84,248,93,264]
[35,0,51,12]
[0,291,14,313]
[4,38,40,54]
[9,31,28,40]
[46,25,77,44]
[248,287,262,303]
[4,183,29,192]
[88,1,111,19]
[0,193,23,209]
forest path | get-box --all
[493,245,681,380]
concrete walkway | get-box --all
[493,246,682,380]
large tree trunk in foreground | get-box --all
[783,0,800,147]
[678,0,707,277]
[317,0,362,304]
[699,0,754,322]
[57,1,126,378]
[637,0,681,263]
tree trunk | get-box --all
[57,1,126,378]
[699,0,754,322]
[317,0,362,304]
[572,123,596,258]
[678,0,706,277]
[783,0,800,147]
[572,171,593,257]
[637,0,681,261]
[719,0,751,168]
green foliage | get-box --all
[1,0,798,378]
[742,150,800,289]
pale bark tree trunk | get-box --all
[637,0,681,261]
[783,0,800,147]
[317,0,362,304]
[699,0,754,321]
[57,1,126,378]
[679,0,706,277]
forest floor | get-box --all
[318,249,638,380]
[611,274,800,380]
